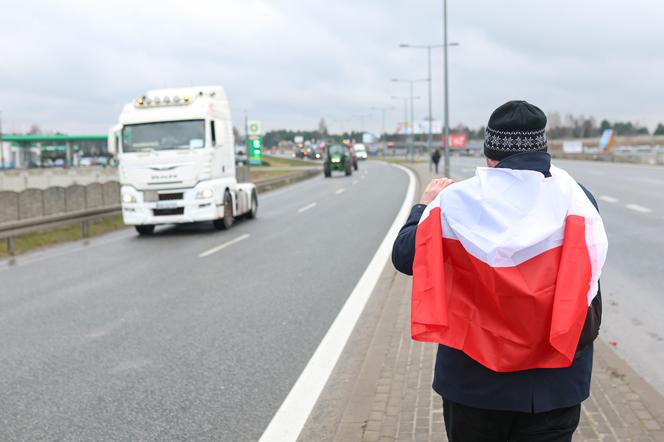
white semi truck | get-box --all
[108,86,257,235]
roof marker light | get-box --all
[183,96,190,103]
[145,97,152,105]
[173,95,181,103]
[154,96,161,104]
[163,96,171,104]
[137,97,145,105]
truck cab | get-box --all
[109,86,257,235]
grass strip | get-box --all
[1,216,126,258]
[261,155,313,167]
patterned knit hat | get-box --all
[484,100,548,161]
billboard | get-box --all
[448,133,468,148]
[562,140,583,153]
[396,121,442,135]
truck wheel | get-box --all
[135,225,155,235]
[246,191,258,219]
[213,191,234,230]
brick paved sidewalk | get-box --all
[300,161,664,442]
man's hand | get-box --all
[419,178,454,205]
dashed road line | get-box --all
[626,204,653,214]
[297,202,317,213]
[335,188,346,195]
[599,195,619,203]
[352,180,358,185]
[198,234,250,258]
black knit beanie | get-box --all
[484,100,548,161]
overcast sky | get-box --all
[1,0,663,135]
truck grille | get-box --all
[158,192,184,201]
[153,208,185,216]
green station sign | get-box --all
[248,136,263,166]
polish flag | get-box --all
[412,166,608,372]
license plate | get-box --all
[156,201,178,209]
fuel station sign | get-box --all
[247,120,263,165]
[248,136,263,165]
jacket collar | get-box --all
[496,151,552,177]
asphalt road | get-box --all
[0,162,408,441]
[444,156,664,395]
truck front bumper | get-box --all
[120,186,220,225]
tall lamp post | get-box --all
[391,96,420,158]
[399,42,459,159]
[392,78,427,161]
[370,106,395,153]
[442,0,455,176]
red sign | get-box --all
[447,133,468,148]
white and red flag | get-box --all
[412,166,608,372]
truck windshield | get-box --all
[122,120,205,153]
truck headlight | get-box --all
[122,194,136,204]
[196,188,214,199]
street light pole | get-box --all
[391,96,420,158]
[392,78,427,161]
[370,106,395,152]
[443,0,451,176]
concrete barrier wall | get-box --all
[0,167,119,192]
[0,182,121,225]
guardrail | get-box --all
[0,206,121,256]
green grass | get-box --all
[1,216,127,258]
[261,155,313,167]
[250,169,303,181]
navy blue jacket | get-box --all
[392,152,602,413]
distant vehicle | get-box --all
[308,147,321,160]
[235,146,247,165]
[353,143,368,160]
[109,85,258,235]
[324,144,353,177]
[293,147,305,159]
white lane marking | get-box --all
[352,180,358,185]
[335,188,346,195]
[297,202,317,213]
[626,204,653,214]
[258,164,416,442]
[198,234,250,258]
[599,195,619,203]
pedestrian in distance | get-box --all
[431,148,441,174]
[392,100,608,442]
